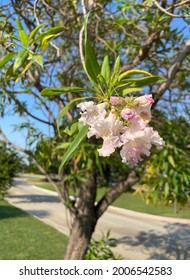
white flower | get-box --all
[120,126,164,165]
[77,101,107,126]
[88,112,125,156]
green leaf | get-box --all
[168,155,175,168]
[84,11,92,45]
[16,17,24,32]
[5,63,15,82]
[117,76,166,87]
[59,125,89,173]
[35,26,67,42]
[41,86,86,96]
[123,87,143,95]
[101,55,111,85]
[56,142,71,149]
[64,122,79,136]
[57,97,91,134]
[111,56,121,85]
[19,30,28,47]
[41,34,56,51]
[0,52,17,68]
[85,42,101,84]
[164,182,170,198]
[143,0,153,6]
[15,61,34,83]
[119,69,152,81]
[95,151,103,176]
[33,55,44,69]
[13,49,29,73]
[29,24,44,41]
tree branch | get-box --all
[96,171,139,219]
[153,0,190,18]
[0,129,64,203]
[153,38,190,105]
[4,89,55,127]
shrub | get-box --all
[0,141,23,197]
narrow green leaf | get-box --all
[111,56,121,85]
[85,42,100,84]
[168,155,175,168]
[15,61,34,83]
[164,182,170,198]
[123,87,143,96]
[117,76,166,87]
[59,125,89,173]
[5,63,14,82]
[64,122,79,136]
[41,34,56,51]
[95,151,103,176]
[0,52,17,68]
[35,26,67,42]
[119,69,152,81]
[41,87,86,96]
[101,55,111,85]
[19,30,28,47]
[33,55,44,69]
[56,142,71,149]
[16,17,23,32]
[29,24,44,41]
[13,50,29,73]
[84,11,92,45]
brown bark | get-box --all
[64,174,97,259]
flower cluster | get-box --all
[77,95,165,165]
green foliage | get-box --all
[85,231,123,260]
[34,137,60,174]
[0,141,23,197]
[58,125,89,173]
[0,17,66,82]
[139,115,190,208]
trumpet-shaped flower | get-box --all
[77,95,164,165]
[77,101,107,126]
[120,126,165,165]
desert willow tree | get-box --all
[0,0,190,259]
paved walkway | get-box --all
[5,178,190,260]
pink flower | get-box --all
[135,94,154,106]
[121,108,134,120]
[110,96,119,104]
[77,101,107,126]
[120,126,164,165]
[87,112,125,157]
[98,136,120,157]
[77,96,164,165]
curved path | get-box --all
[5,178,190,260]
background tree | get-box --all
[0,0,190,259]
[0,141,23,197]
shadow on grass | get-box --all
[6,194,61,204]
[116,223,190,260]
[1,200,51,220]
[0,204,28,220]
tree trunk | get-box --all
[64,174,97,260]
[64,212,97,259]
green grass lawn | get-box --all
[0,199,68,260]
[26,176,190,219]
